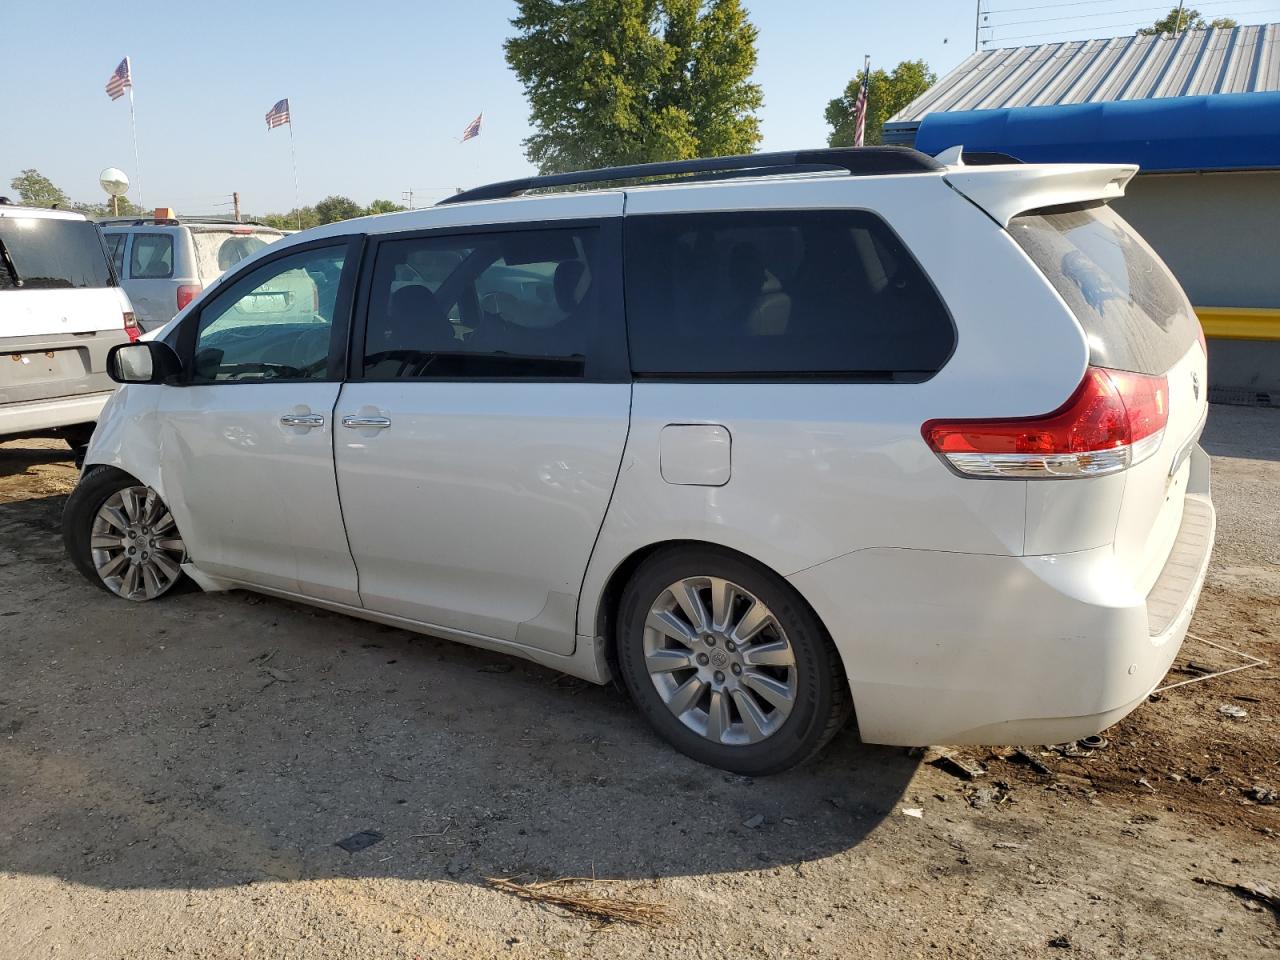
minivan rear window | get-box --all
[1008,204,1198,375]
[624,210,954,379]
[0,217,115,290]
[192,230,276,282]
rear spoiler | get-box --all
[941,160,1138,227]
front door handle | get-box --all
[341,415,391,429]
[280,413,325,428]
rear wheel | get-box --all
[617,546,851,775]
[63,467,187,601]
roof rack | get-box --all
[96,215,269,227]
[439,147,943,205]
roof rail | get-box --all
[439,147,944,205]
[96,215,270,227]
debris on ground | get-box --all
[334,830,384,853]
[1193,877,1280,918]
[1247,785,1278,805]
[741,814,765,829]
[1077,735,1108,750]
[447,853,472,877]
[264,667,296,684]
[1217,704,1248,719]
[964,781,1013,809]
[930,751,986,780]
[901,807,924,819]
[486,876,668,928]
[1012,747,1053,776]
[1047,933,1072,948]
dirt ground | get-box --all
[0,405,1276,959]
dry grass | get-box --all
[486,875,669,928]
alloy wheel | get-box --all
[89,486,186,601]
[643,576,798,746]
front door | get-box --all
[157,238,362,604]
[333,215,631,653]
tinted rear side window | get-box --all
[129,233,174,279]
[624,210,954,379]
[1008,204,1198,374]
[0,217,115,290]
[192,230,277,281]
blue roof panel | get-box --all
[914,91,1280,172]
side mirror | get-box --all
[106,341,183,385]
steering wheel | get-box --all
[479,291,522,320]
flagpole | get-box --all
[287,116,301,230]
[127,82,144,211]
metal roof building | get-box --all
[886,24,1280,137]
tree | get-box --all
[72,197,141,219]
[1138,7,1237,35]
[9,169,69,207]
[505,0,762,174]
[365,199,407,215]
[259,207,319,231]
[825,60,935,149]
[313,196,364,224]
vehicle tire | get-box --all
[60,424,95,451]
[62,466,188,602]
[616,546,851,775]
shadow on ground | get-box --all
[0,486,915,892]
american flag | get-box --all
[460,113,483,142]
[853,59,870,147]
[266,99,291,130]
[105,57,132,101]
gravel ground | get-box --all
[0,404,1277,959]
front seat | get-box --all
[366,285,453,375]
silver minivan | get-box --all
[100,217,285,331]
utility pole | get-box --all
[402,189,415,210]
[232,191,241,223]
[1173,0,1186,38]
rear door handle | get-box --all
[280,413,325,428]
[341,415,391,429]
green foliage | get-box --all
[825,60,935,148]
[73,197,141,220]
[313,195,365,224]
[365,198,407,215]
[505,0,763,174]
[9,168,70,207]
[1138,7,1237,35]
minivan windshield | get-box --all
[0,217,116,290]
[1009,204,1198,374]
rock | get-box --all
[1217,704,1248,719]
[742,814,765,829]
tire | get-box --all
[616,545,851,775]
[63,466,188,601]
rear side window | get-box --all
[129,233,174,279]
[362,226,600,380]
[103,233,126,277]
[0,217,115,290]
[624,210,954,379]
[192,230,276,281]
[1009,204,1198,374]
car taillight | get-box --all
[177,284,202,311]
[123,311,142,343]
[922,366,1168,479]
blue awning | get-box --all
[914,91,1280,172]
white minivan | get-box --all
[1,202,139,448]
[62,148,1214,774]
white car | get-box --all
[0,202,140,448]
[62,148,1214,774]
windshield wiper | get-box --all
[0,236,22,288]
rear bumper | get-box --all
[0,392,113,439]
[789,447,1216,747]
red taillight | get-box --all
[177,284,202,312]
[123,311,142,343]
[923,366,1168,479]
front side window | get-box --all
[0,217,116,290]
[362,227,599,379]
[1009,204,1198,375]
[103,233,126,277]
[129,233,174,279]
[624,209,954,379]
[191,245,347,383]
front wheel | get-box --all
[616,546,851,775]
[63,467,188,602]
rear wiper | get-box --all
[0,236,22,288]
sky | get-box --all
[4,0,1279,214]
